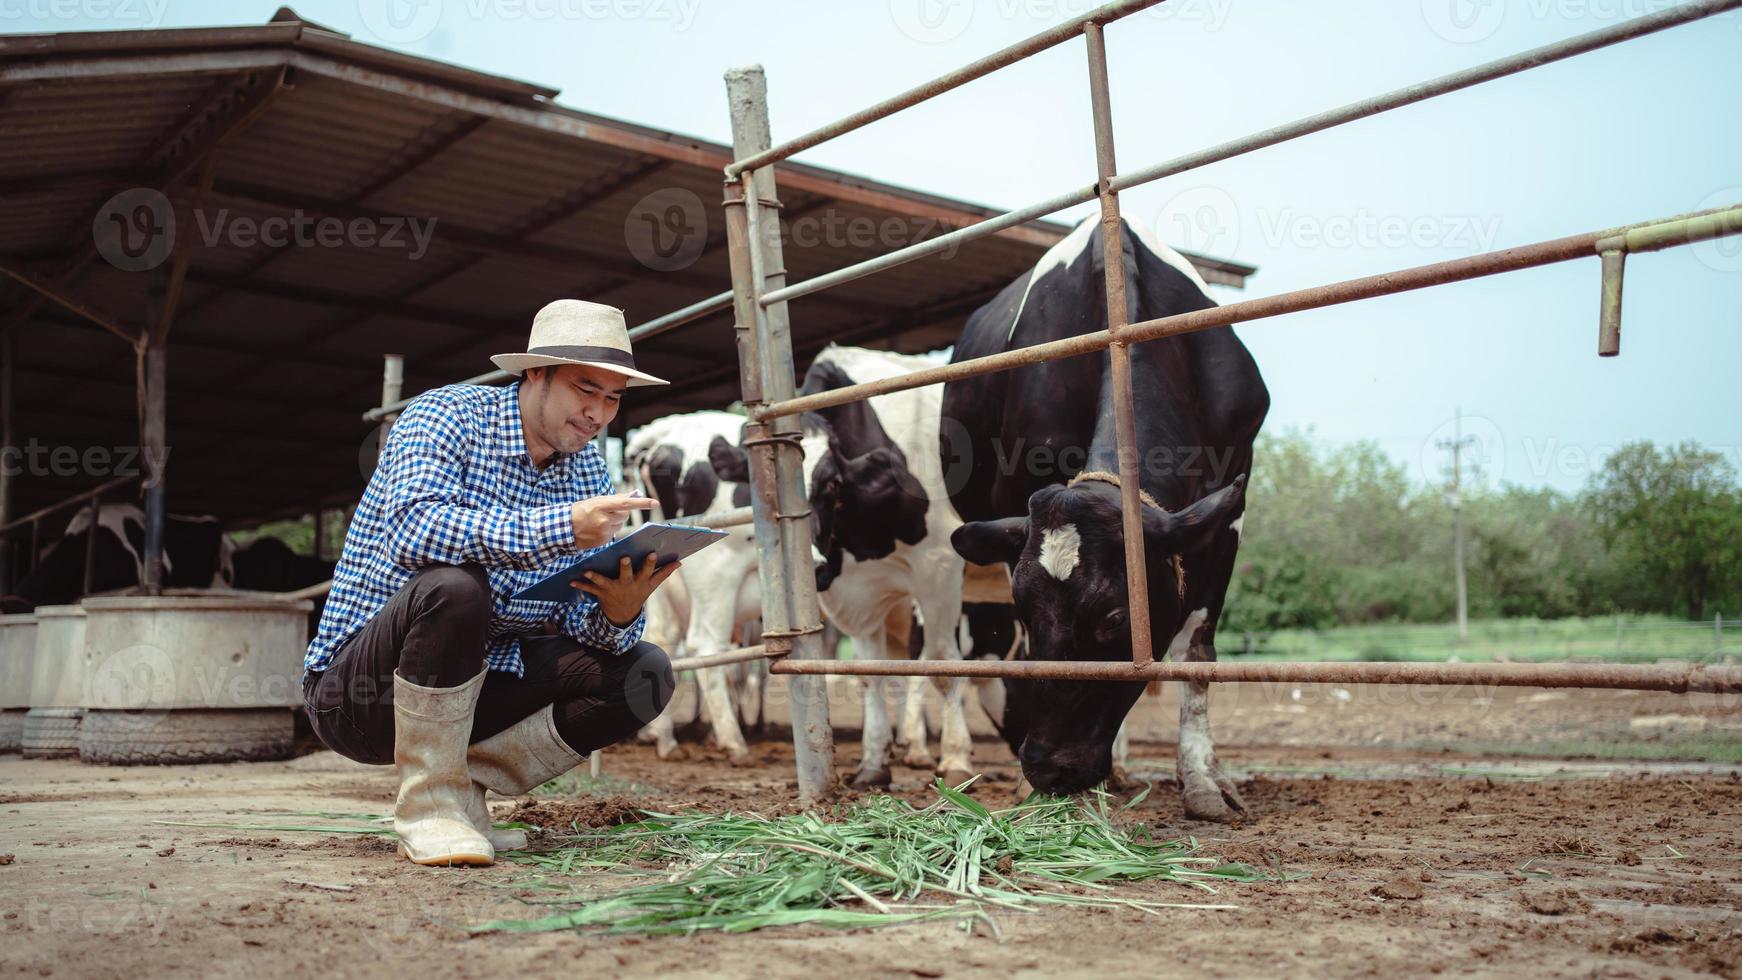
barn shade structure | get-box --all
[0,6,1260,551]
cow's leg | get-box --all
[686,592,750,765]
[1178,675,1243,820]
[897,675,932,763]
[916,591,972,785]
[1106,718,1139,791]
[850,630,895,788]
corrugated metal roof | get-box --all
[0,9,1255,524]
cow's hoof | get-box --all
[655,743,689,761]
[1181,780,1245,823]
[726,749,757,768]
[1214,774,1248,813]
[901,751,936,770]
[850,766,892,789]
[939,769,975,790]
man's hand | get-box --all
[571,494,657,549]
[573,554,680,627]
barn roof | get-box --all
[0,8,1255,525]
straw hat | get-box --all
[491,300,668,386]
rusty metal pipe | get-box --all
[1084,22,1156,670]
[724,0,1166,178]
[753,204,1742,422]
[753,0,1740,312]
[360,291,732,422]
[668,644,775,672]
[769,657,1742,694]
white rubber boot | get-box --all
[465,705,585,850]
[392,671,495,867]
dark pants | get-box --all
[301,564,674,767]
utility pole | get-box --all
[1438,408,1475,642]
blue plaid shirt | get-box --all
[304,381,644,678]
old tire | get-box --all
[0,709,24,753]
[22,708,83,758]
[79,708,294,765]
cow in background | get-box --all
[946,216,1266,821]
[711,346,976,788]
[2,504,231,612]
[624,410,766,763]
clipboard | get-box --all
[511,522,727,603]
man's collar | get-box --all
[492,381,530,459]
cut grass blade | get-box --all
[472,781,1272,937]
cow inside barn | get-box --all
[945,216,1267,821]
[2,504,231,612]
[710,346,977,788]
[624,410,766,763]
[1,504,335,624]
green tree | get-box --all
[1582,441,1742,619]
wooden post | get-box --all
[140,329,167,595]
[0,330,12,593]
[723,65,837,804]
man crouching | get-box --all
[301,299,679,866]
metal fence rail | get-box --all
[716,2,1742,802]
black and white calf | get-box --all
[624,411,765,763]
[945,216,1268,821]
[712,346,976,788]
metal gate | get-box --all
[713,0,1742,802]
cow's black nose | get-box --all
[814,563,835,592]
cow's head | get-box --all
[951,475,1245,793]
[708,416,929,592]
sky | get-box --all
[13,0,1739,493]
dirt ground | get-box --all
[4,679,1740,979]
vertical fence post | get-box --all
[81,492,99,596]
[1717,613,1723,652]
[723,65,837,804]
[1083,22,1155,667]
[380,354,405,440]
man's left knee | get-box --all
[620,641,674,725]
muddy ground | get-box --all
[3,679,1740,978]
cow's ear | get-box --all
[952,517,1028,567]
[1143,474,1246,554]
[708,436,750,482]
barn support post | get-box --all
[0,329,13,593]
[379,354,404,439]
[140,329,167,594]
[1084,21,1156,668]
[82,493,99,596]
[724,64,837,805]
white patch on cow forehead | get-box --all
[1037,523,1082,581]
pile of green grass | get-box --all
[474,781,1269,937]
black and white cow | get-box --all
[712,346,976,788]
[624,411,765,763]
[944,216,1267,821]
[2,504,232,612]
